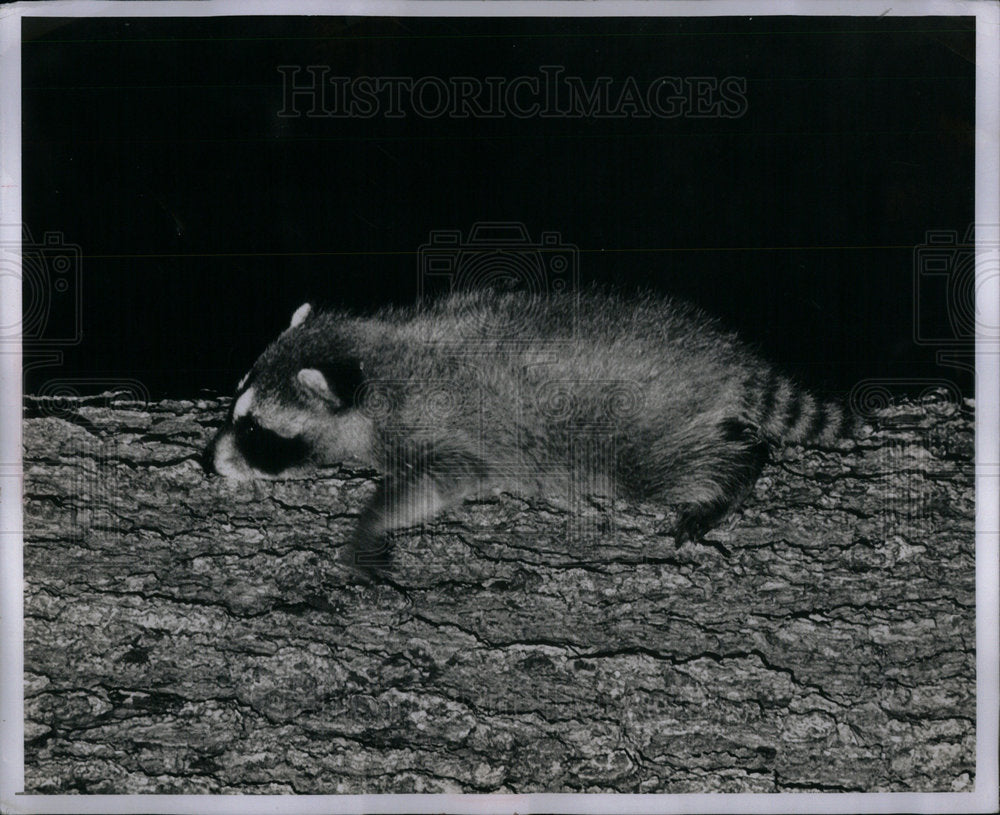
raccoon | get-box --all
[205,289,851,570]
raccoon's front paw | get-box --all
[346,521,394,579]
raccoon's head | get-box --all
[206,303,374,480]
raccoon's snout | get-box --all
[204,421,312,479]
[204,426,251,479]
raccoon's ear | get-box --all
[289,303,312,329]
[297,368,336,404]
[297,363,365,408]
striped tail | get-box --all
[752,372,852,446]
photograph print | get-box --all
[3,1,997,812]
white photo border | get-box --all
[1,1,996,813]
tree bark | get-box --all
[21,391,975,794]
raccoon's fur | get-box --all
[206,289,851,569]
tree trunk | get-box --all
[21,390,975,794]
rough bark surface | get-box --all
[21,391,975,794]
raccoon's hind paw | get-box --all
[667,419,771,547]
[670,502,734,556]
[672,500,728,545]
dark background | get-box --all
[20,15,976,400]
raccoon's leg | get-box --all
[349,442,488,574]
[666,419,771,544]
[350,477,447,573]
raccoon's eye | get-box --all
[234,416,309,474]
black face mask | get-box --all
[233,415,310,474]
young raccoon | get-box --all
[205,289,850,569]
